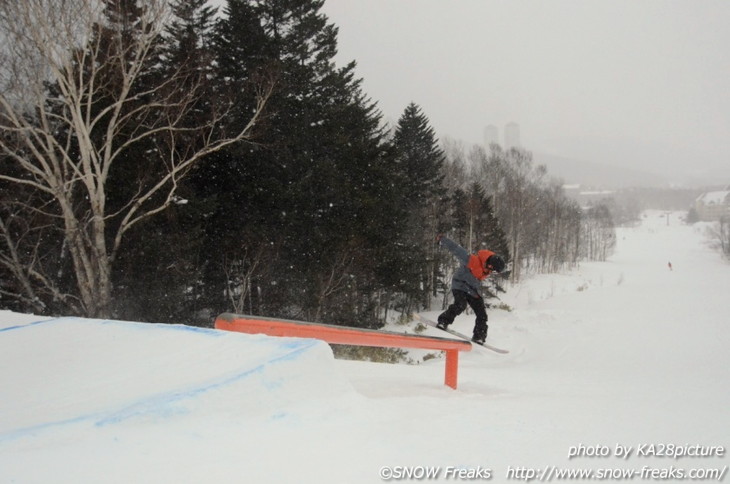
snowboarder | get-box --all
[435,234,506,344]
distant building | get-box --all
[562,184,614,208]
[694,190,730,221]
[483,125,499,147]
[504,122,520,150]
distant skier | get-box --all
[668,261,673,271]
[435,234,506,344]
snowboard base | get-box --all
[412,313,509,354]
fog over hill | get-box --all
[532,151,728,190]
[532,152,668,188]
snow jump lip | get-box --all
[214,312,472,390]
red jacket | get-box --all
[467,250,496,280]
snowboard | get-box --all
[412,313,509,354]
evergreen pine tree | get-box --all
[193,0,400,327]
[253,0,398,325]
[392,103,446,197]
[390,103,447,311]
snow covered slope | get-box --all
[0,318,357,482]
[1,211,728,483]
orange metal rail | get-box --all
[214,312,472,389]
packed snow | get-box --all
[1,211,728,483]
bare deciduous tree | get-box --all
[705,216,730,259]
[582,203,616,262]
[223,246,266,316]
[312,251,354,323]
[0,0,273,316]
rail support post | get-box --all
[444,349,460,389]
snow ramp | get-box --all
[0,316,353,444]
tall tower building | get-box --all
[483,125,499,148]
[504,122,521,150]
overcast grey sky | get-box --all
[320,0,730,185]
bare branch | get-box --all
[0,0,272,316]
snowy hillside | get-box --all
[1,211,728,483]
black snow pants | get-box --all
[437,290,488,339]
